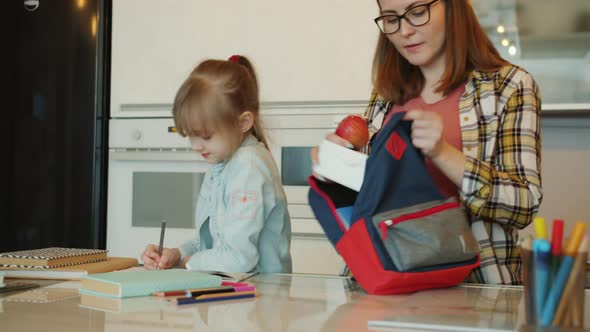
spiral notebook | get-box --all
[0,257,139,280]
[0,248,108,268]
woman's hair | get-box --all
[172,55,269,149]
[372,0,509,104]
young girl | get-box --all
[314,0,542,284]
[142,55,292,273]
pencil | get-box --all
[152,290,186,297]
[194,290,256,300]
[176,290,256,305]
[186,286,234,297]
[572,239,587,328]
[153,285,236,297]
[542,224,587,326]
[551,237,587,326]
[157,220,166,270]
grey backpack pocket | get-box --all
[372,197,479,271]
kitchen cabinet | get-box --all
[472,0,590,107]
[111,0,378,116]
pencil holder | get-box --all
[521,251,587,329]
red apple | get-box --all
[335,115,369,150]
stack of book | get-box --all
[79,269,222,298]
[78,269,224,312]
[0,247,138,280]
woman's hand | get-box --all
[404,109,466,187]
[310,133,354,181]
[141,245,181,270]
[403,110,447,159]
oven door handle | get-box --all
[109,150,204,161]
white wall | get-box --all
[111,0,378,115]
[111,1,590,263]
[521,118,590,239]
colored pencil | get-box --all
[551,237,587,326]
[176,290,256,305]
[541,223,587,326]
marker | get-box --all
[563,222,587,256]
[540,222,587,326]
[552,237,588,326]
[549,219,564,282]
[533,217,547,239]
[532,239,551,319]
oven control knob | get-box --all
[133,130,142,141]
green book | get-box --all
[80,269,222,298]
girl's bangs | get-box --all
[175,89,230,137]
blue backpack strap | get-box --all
[308,177,358,246]
[351,111,444,221]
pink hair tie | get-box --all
[228,55,241,63]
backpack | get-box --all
[308,111,480,294]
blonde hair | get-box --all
[172,55,269,149]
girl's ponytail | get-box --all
[228,55,269,150]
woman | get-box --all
[315,0,542,284]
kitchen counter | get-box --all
[0,274,588,332]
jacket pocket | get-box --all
[372,197,480,271]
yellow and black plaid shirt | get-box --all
[363,65,542,284]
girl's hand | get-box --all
[180,255,191,268]
[310,133,353,181]
[141,245,181,270]
[403,110,447,159]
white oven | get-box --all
[262,102,363,275]
[107,102,364,274]
[107,118,210,260]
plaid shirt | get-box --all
[363,65,543,284]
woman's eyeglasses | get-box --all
[374,0,441,34]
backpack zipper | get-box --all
[378,201,460,240]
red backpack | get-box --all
[308,112,480,294]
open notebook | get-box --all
[197,271,257,283]
[125,266,258,283]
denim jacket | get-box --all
[178,135,292,273]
